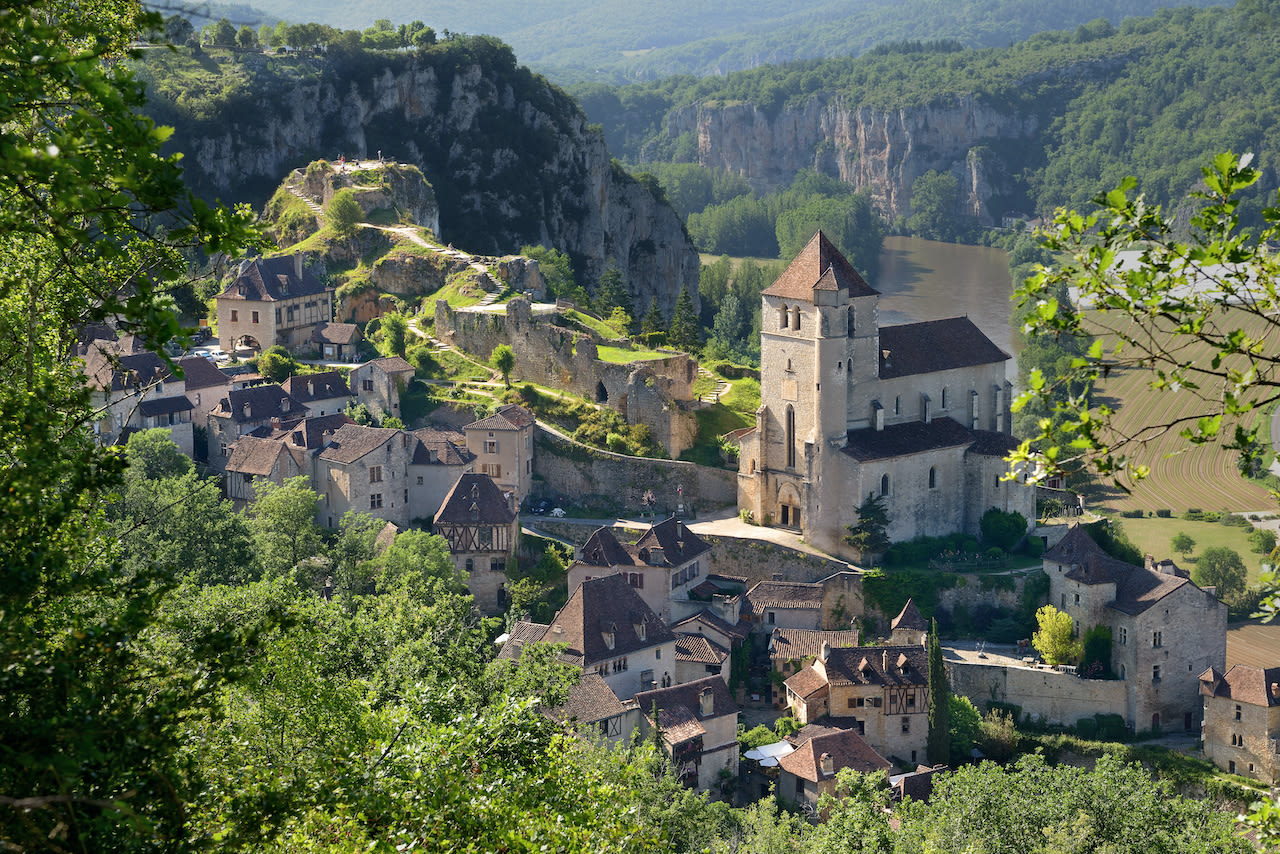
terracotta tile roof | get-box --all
[789,718,864,745]
[675,634,728,665]
[1207,665,1280,707]
[892,599,927,632]
[176,356,231,391]
[784,665,830,700]
[842,417,975,463]
[282,370,353,402]
[761,231,877,302]
[770,628,861,663]
[366,356,415,375]
[435,473,517,526]
[317,423,400,464]
[541,574,675,668]
[878,317,1009,379]
[670,610,750,644]
[635,676,737,745]
[212,385,307,423]
[468,404,535,431]
[226,436,288,477]
[496,620,551,662]
[743,580,824,617]
[778,729,890,782]
[821,645,928,688]
[545,673,629,725]
[138,395,195,416]
[217,255,327,302]
[410,427,475,466]
[311,321,360,345]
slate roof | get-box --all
[820,645,929,688]
[138,395,195,416]
[778,729,891,782]
[892,599,927,632]
[670,610,750,644]
[251,413,352,449]
[784,666,830,700]
[217,255,327,302]
[212,385,306,423]
[675,634,728,665]
[282,370,353,403]
[580,527,636,567]
[435,473,517,526]
[496,620,551,662]
[1045,525,1199,615]
[743,580,824,617]
[176,356,231,391]
[226,436,289,477]
[83,349,172,392]
[634,517,712,566]
[468,404,536,431]
[545,673,629,725]
[843,417,975,463]
[878,317,1009,379]
[762,231,877,302]
[410,427,475,466]
[969,429,1021,457]
[635,676,738,745]
[540,574,675,668]
[1202,664,1280,707]
[770,628,861,664]
[317,423,400,464]
[311,321,360,345]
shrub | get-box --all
[980,508,1027,550]
[1155,508,1172,518]
[1076,717,1098,739]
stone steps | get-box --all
[697,366,732,405]
[288,185,324,219]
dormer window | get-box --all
[602,624,616,650]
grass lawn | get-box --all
[1104,514,1270,584]
[415,348,491,382]
[564,309,625,340]
[593,344,667,364]
[680,376,761,467]
[431,275,486,309]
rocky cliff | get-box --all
[667,94,1038,223]
[151,43,699,317]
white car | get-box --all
[192,348,212,360]
[207,348,229,363]
[550,507,566,517]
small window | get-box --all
[417,476,424,485]
[1153,665,1161,682]
[370,493,383,509]
[1119,627,1127,645]
[941,387,948,409]
[1153,631,1162,648]
[767,612,775,625]
[465,558,473,573]
[894,395,900,415]
[880,474,890,496]
[901,717,910,734]
[847,698,856,709]
[779,306,789,329]
[369,465,383,483]
[1236,704,1243,721]
[485,440,498,454]
[928,467,936,489]
[230,309,239,322]
[251,310,260,324]
[1074,593,1080,605]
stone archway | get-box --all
[235,334,263,354]
[595,381,609,403]
[776,481,802,529]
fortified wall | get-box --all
[438,299,699,455]
[947,659,1128,726]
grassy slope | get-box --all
[1103,515,1269,585]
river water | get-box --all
[875,236,1018,377]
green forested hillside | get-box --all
[202,0,1220,82]
[579,2,1280,230]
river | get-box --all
[875,236,1018,377]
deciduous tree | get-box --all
[326,187,363,243]
[1032,604,1080,665]
[491,343,516,387]
[1171,532,1196,557]
[1193,546,1247,601]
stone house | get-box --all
[408,427,475,520]
[544,673,641,747]
[784,642,930,766]
[315,423,415,528]
[888,598,928,645]
[350,356,415,421]
[769,627,861,682]
[734,230,1034,558]
[1046,524,1227,732]
[671,609,751,654]
[777,727,891,811]
[223,435,309,506]
[177,356,232,417]
[207,385,307,471]
[635,676,739,793]
[433,473,519,614]
[674,634,730,685]
[216,254,333,353]
[282,370,354,417]
[83,346,195,456]
[1200,664,1280,782]
[464,404,536,501]
[311,321,361,361]
[742,580,825,632]
[566,518,714,622]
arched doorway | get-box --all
[777,482,802,529]
[235,334,263,354]
[1151,712,1160,733]
[595,381,609,403]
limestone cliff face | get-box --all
[167,55,699,317]
[667,94,1036,223]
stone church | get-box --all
[736,231,1035,559]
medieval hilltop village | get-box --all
[84,156,1280,809]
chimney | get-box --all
[294,253,303,280]
[650,547,665,566]
[1145,554,1156,571]
[820,752,834,776]
[281,398,290,412]
[243,402,251,418]
[308,379,315,397]
[819,641,831,663]
[699,687,714,717]
[270,416,282,429]
[551,624,564,638]
[882,650,888,672]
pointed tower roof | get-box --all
[891,598,927,632]
[761,231,877,302]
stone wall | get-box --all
[534,427,736,514]
[936,572,1032,614]
[440,300,699,455]
[947,660,1129,726]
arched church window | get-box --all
[780,306,789,329]
[786,358,793,372]
[786,406,796,469]
[881,474,890,496]
[894,396,900,415]
[792,307,802,330]
[941,387,948,409]
[928,467,936,489]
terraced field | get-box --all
[1083,308,1280,514]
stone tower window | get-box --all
[780,305,789,329]
[785,406,796,469]
[894,396,900,415]
[848,306,855,335]
[941,387,949,409]
[928,467,936,489]
[792,307,802,330]
[881,474,890,496]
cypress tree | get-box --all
[926,617,950,765]
[667,287,700,353]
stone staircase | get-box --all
[697,366,731,405]
[288,185,324,220]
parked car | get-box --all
[550,507,566,517]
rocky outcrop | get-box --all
[290,161,440,235]
[667,94,1037,223]
[157,49,700,318]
